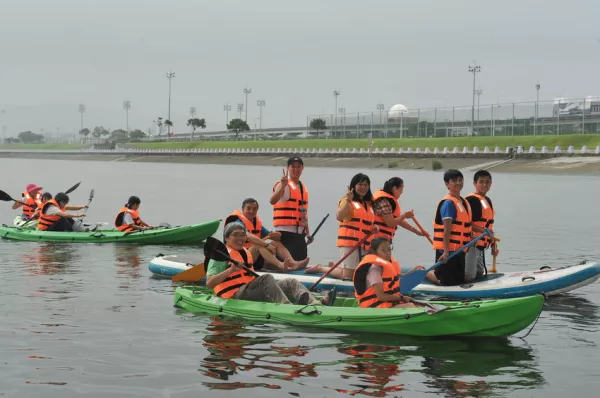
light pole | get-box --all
[237,103,244,119]
[376,103,384,138]
[78,103,85,142]
[0,110,5,145]
[474,89,483,126]
[166,69,175,124]
[333,90,340,136]
[243,88,252,121]
[224,104,231,127]
[123,100,131,134]
[257,100,266,132]
[534,84,540,135]
[190,106,196,118]
[339,107,346,139]
[468,61,481,134]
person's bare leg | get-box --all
[303,262,353,280]
[271,241,309,270]
[425,270,441,284]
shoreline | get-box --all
[1,152,600,175]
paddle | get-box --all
[308,231,373,292]
[0,182,81,206]
[172,236,259,282]
[122,222,171,236]
[310,213,329,239]
[399,229,492,294]
[64,181,81,194]
[411,216,433,245]
[81,189,95,216]
[490,236,500,273]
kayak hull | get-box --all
[174,286,544,337]
[152,254,600,298]
[0,220,220,245]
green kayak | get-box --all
[0,220,220,245]
[174,287,544,337]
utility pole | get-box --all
[257,100,266,132]
[376,103,384,138]
[534,84,540,135]
[123,100,131,134]
[0,110,5,145]
[78,103,86,142]
[339,107,346,139]
[224,104,231,127]
[474,89,483,125]
[190,106,196,118]
[237,103,244,119]
[333,90,340,137]
[243,88,252,121]
[468,61,481,134]
[166,69,175,125]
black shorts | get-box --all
[434,250,466,286]
[253,255,265,271]
[279,231,308,261]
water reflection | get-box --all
[544,294,600,327]
[200,317,317,390]
[114,245,142,280]
[21,242,82,276]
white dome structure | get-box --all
[388,104,409,119]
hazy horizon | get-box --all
[1,0,599,137]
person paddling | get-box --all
[115,196,154,232]
[37,192,88,232]
[372,177,426,241]
[353,237,424,308]
[205,223,335,306]
[225,198,310,272]
[12,184,43,220]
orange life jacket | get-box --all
[466,193,494,248]
[214,246,256,298]
[432,194,472,252]
[337,199,374,250]
[353,254,401,308]
[372,190,400,240]
[272,180,309,230]
[21,190,42,219]
[225,210,263,248]
[37,199,64,230]
[114,207,142,232]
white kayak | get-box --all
[149,254,600,299]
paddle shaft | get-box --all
[490,236,499,273]
[411,216,433,245]
[308,231,372,291]
[212,248,260,278]
[309,213,329,239]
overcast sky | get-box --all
[0,0,599,136]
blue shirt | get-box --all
[233,219,270,238]
[440,200,457,221]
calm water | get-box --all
[0,158,599,397]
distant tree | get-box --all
[18,131,44,144]
[110,129,129,142]
[154,117,165,136]
[310,118,327,138]
[92,126,109,138]
[227,118,250,141]
[79,128,90,137]
[187,118,206,140]
[129,129,146,140]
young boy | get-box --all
[464,170,499,280]
[427,169,472,286]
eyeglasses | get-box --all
[230,232,247,238]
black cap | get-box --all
[287,156,303,166]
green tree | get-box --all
[309,118,327,138]
[110,129,129,142]
[92,126,109,138]
[79,128,90,137]
[165,119,173,137]
[187,118,206,140]
[129,129,146,140]
[227,118,250,141]
[18,131,44,143]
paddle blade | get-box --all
[65,182,81,194]
[399,269,428,294]
[204,237,229,261]
[0,190,16,202]
[89,189,95,201]
[172,263,206,282]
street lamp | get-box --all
[333,90,340,136]
[237,103,244,119]
[468,61,481,134]
[474,89,483,125]
[123,100,131,134]
[190,106,196,118]
[338,107,346,139]
[534,84,540,135]
[78,103,86,142]
[224,104,231,127]
[376,103,385,137]
[243,88,252,121]
[0,110,5,145]
[166,69,175,125]
[257,100,266,132]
